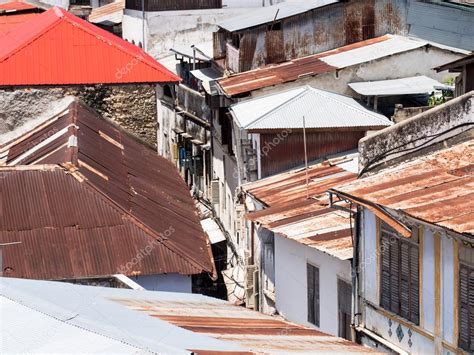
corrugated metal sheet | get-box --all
[0,7,180,86]
[115,294,377,353]
[260,131,364,178]
[2,277,376,353]
[0,101,215,280]
[0,1,39,11]
[218,0,339,32]
[243,156,358,260]
[348,75,451,96]
[0,1,43,35]
[88,0,124,25]
[407,0,474,52]
[230,85,392,130]
[218,34,467,96]
[332,139,474,236]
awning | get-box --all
[190,67,222,95]
[348,75,453,96]
[201,218,226,244]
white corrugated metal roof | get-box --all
[348,75,452,96]
[0,278,373,353]
[218,0,339,32]
[190,67,222,95]
[230,85,392,130]
[201,218,226,244]
[170,42,213,62]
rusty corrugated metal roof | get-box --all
[88,0,124,25]
[0,101,215,280]
[218,36,391,96]
[332,138,474,237]
[243,155,357,260]
[218,34,464,97]
[113,296,378,353]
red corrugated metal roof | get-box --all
[0,1,38,11]
[0,101,215,280]
[0,6,180,86]
[332,138,474,236]
[0,1,43,35]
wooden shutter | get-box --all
[380,234,391,310]
[409,243,420,324]
[400,243,411,320]
[459,265,474,351]
[389,235,400,315]
[307,264,320,326]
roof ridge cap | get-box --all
[0,10,62,63]
[245,86,310,129]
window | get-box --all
[338,279,352,340]
[307,263,320,326]
[380,221,419,325]
[459,244,474,352]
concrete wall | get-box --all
[222,0,285,7]
[0,86,158,148]
[123,8,258,59]
[358,91,474,173]
[134,273,192,292]
[274,234,351,336]
[359,209,459,354]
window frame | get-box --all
[307,263,320,327]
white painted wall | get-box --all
[123,8,256,59]
[274,234,351,336]
[134,273,192,293]
[360,208,459,353]
[222,0,285,7]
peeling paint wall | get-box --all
[218,0,408,72]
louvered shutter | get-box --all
[459,266,470,350]
[315,267,320,326]
[409,244,420,324]
[400,243,411,319]
[389,237,400,315]
[470,269,474,351]
[381,234,391,310]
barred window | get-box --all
[380,221,419,325]
[459,244,474,352]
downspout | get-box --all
[351,207,361,342]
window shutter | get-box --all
[389,237,400,315]
[381,234,391,310]
[400,243,411,320]
[470,270,474,351]
[409,244,420,324]
[459,266,470,350]
[314,267,320,326]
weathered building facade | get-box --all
[214,0,474,74]
[330,91,474,353]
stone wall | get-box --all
[66,85,158,147]
[0,85,158,148]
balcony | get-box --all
[176,84,211,122]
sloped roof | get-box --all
[331,138,474,237]
[88,0,124,25]
[0,6,180,86]
[218,35,467,96]
[0,277,376,353]
[230,86,392,131]
[348,75,451,96]
[244,153,358,260]
[0,1,43,35]
[0,101,215,280]
[218,0,339,32]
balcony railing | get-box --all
[176,84,211,122]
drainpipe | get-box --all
[351,208,361,342]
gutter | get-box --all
[356,327,409,355]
